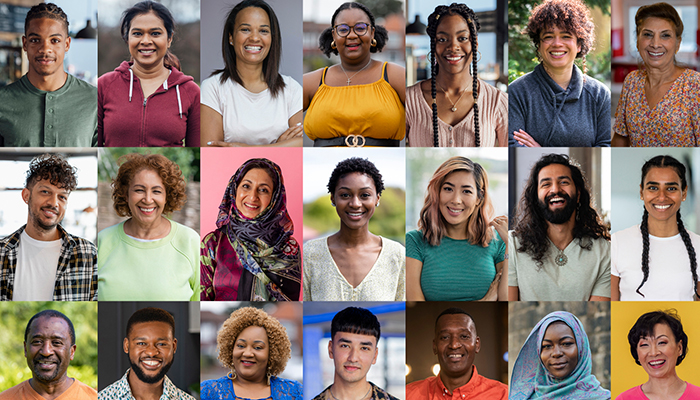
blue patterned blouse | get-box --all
[201,375,302,400]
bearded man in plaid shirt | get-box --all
[0,153,97,301]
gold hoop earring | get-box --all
[331,40,336,49]
[227,370,237,381]
[371,38,377,47]
[476,50,482,63]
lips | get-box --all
[653,204,671,210]
[140,358,162,370]
[647,50,665,57]
[447,353,464,361]
[445,54,464,64]
[35,357,58,369]
[138,49,156,55]
[446,206,463,216]
[347,211,365,220]
[648,359,666,368]
[244,45,262,53]
[345,42,361,50]
[138,206,156,215]
[240,359,257,367]
[42,207,59,217]
[35,57,56,64]
[343,363,361,371]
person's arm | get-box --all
[272,110,303,146]
[303,69,323,111]
[611,74,631,147]
[496,260,507,301]
[386,62,406,104]
[594,85,611,147]
[611,133,630,147]
[610,275,620,301]
[508,85,525,147]
[490,216,508,300]
[185,85,201,147]
[201,104,224,146]
[589,295,610,301]
[406,257,425,301]
[508,286,520,301]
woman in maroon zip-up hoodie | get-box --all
[98,1,200,147]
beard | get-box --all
[28,195,61,231]
[130,357,174,384]
[32,356,62,383]
[537,192,577,224]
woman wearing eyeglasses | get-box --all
[303,2,405,147]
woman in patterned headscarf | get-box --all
[510,311,610,400]
[201,158,301,301]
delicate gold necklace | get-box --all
[339,59,372,85]
[438,83,467,112]
[329,384,372,400]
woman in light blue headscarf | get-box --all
[510,311,610,400]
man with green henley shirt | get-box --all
[0,3,97,147]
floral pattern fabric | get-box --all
[614,68,700,147]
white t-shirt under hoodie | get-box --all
[200,72,302,145]
[612,224,700,301]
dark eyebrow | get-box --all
[437,29,468,35]
[338,186,372,191]
[646,181,679,186]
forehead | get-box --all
[129,321,173,338]
[28,316,70,337]
[435,313,475,333]
[31,178,69,192]
[335,8,370,24]
[639,17,676,32]
[540,25,575,36]
[337,172,375,190]
[236,6,270,25]
[538,163,573,182]
[643,167,682,184]
[436,13,470,33]
[26,17,67,36]
[239,168,274,185]
[333,331,377,345]
[543,321,575,339]
[130,168,164,186]
[444,170,476,186]
[130,11,166,30]
[236,325,269,341]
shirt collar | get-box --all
[116,368,177,400]
[435,366,482,397]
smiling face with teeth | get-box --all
[230,7,272,68]
[332,8,375,62]
[641,167,686,227]
[537,164,579,225]
[439,171,479,237]
[637,323,683,380]
[539,321,578,379]
[232,325,270,384]
[332,172,379,231]
[636,17,681,71]
[124,321,176,385]
[235,168,274,219]
[538,26,580,74]
[126,168,167,229]
[22,179,69,238]
[127,11,172,71]
[24,316,75,385]
[433,314,480,384]
[434,14,476,76]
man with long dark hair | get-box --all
[508,154,610,301]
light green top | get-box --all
[0,74,97,147]
[97,220,200,301]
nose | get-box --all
[349,195,361,207]
[448,336,462,349]
[347,26,359,39]
[39,341,55,356]
[347,347,359,362]
[551,345,564,357]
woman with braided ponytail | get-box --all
[509,0,610,147]
[611,155,700,301]
[406,3,507,147]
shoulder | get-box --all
[304,237,327,252]
[98,69,123,86]
[582,75,611,98]
[171,221,201,245]
[0,77,26,96]
[202,229,223,247]
[381,236,405,251]
[67,233,98,254]
[281,74,302,90]
[304,67,325,81]
[508,71,536,93]
[72,379,98,395]
[201,73,224,90]
[68,74,97,94]
[271,376,303,393]
[475,373,508,391]
[615,385,641,399]
[406,377,431,397]
[613,225,640,240]
[369,382,400,400]
[406,229,424,242]
[0,380,29,398]
[97,223,122,246]
[622,69,644,86]
[687,382,700,394]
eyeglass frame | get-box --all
[333,22,372,37]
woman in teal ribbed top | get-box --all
[406,156,508,301]
[98,153,199,300]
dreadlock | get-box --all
[637,155,699,298]
[426,3,480,147]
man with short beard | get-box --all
[0,3,97,147]
[0,309,97,399]
[0,153,97,301]
[508,153,611,301]
[98,307,195,400]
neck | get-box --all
[236,62,265,85]
[542,63,573,90]
[29,376,73,398]
[647,216,680,238]
[331,379,371,400]
[131,61,169,82]
[124,217,170,240]
[435,68,473,93]
[234,375,268,389]
[444,222,468,241]
[546,216,576,250]
[127,369,164,400]
[336,224,374,246]
[27,70,68,92]
[25,220,60,241]
[646,64,681,86]
[643,373,685,395]
[340,55,372,71]
[439,366,474,393]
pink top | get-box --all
[616,382,700,400]
[405,79,507,147]
[613,68,700,147]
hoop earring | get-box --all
[371,38,377,47]
[227,371,237,381]
[475,50,482,63]
[331,40,336,49]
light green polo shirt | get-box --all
[0,73,97,147]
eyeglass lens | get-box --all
[335,23,369,37]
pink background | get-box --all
[199,147,304,241]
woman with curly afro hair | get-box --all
[200,306,302,400]
[303,157,405,301]
[509,0,611,147]
[303,2,405,146]
[97,153,200,301]
[406,3,507,147]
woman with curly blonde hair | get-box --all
[97,153,200,300]
[201,307,302,400]
[406,156,508,301]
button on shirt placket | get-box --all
[447,126,454,145]
[44,94,56,145]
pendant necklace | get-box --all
[340,59,372,85]
[438,83,467,112]
[555,248,568,266]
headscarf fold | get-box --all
[216,158,301,301]
[510,311,611,400]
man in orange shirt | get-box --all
[0,310,96,399]
[406,307,508,400]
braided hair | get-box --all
[637,155,699,298]
[426,4,480,147]
[25,3,69,34]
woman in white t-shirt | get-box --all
[612,155,700,301]
[201,0,302,147]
